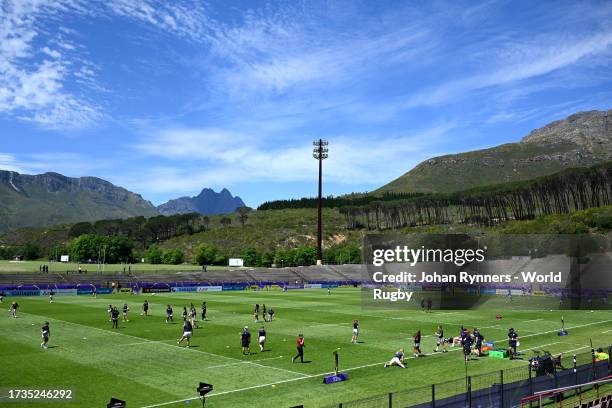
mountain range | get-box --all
[377,110,612,193]
[157,188,246,216]
[1,109,611,234]
[0,171,158,233]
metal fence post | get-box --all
[528,364,533,408]
[388,392,392,408]
[467,376,472,408]
[431,384,436,408]
[608,345,611,375]
[500,370,504,408]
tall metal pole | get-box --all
[313,139,328,265]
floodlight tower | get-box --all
[313,139,328,265]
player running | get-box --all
[351,319,359,343]
[413,330,422,357]
[182,306,188,322]
[40,321,50,349]
[111,307,120,329]
[201,302,207,320]
[384,348,406,368]
[9,301,18,318]
[258,326,266,351]
[291,334,305,363]
[262,304,267,322]
[166,304,174,323]
[122,303,129,322]
[435,325,447,352]
[177,319,193,347]
[254,304,259,322]
[142,300,149,317]
[49,290,54,303]
[241,326,251,355]
[0,291,4,303]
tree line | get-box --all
[257,192,424,211]
[339,162,612,230]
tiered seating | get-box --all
[575,393,611,408]
[246,267,301,282]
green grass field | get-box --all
[0,288,610,408]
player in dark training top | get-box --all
[9,301,18,318]
[166,305,174,323]
[177,320,193,347]
[40,321,50,349]
[262,304,267,322]
[111,307,120,329]
[508,328,519,359]
[435,325,447,352]
[258,326,266,351]
[384,348,406,368]
[241,326,251,355]
[473,328,484,356]
[122,303,129,322]
[461,330,473,361]
[142,300,149,317]
[201,302,207,320]
[182,306,188,322]
[351,319,359,343]
[413,330,422,357]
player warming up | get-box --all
[9,301,18,318]
[122,303,129,322]
[177,319,193,347]
[291,334,305,363]
[40,321,50,349]
[142,300,149,317]
[241,326,251,355]
[384,348,406,368]
[508,328,519,359]
[351,319,359,343]
[166,304,174,323]
[413,330,422,357]
[258,326,266,352]
[111,307,119,329]
[435,325,447,352]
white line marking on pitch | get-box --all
[603,329,612,333]
[138,318,612,408]
[207,356,284,369]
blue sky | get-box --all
[1,0,611,207]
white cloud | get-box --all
[0,0,103,129]
[128,123,454,195]
[403,30,612,109]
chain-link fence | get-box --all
[327,347,611,408]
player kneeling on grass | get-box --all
[177,320,193,347]
[384,348,406,368]
[351,319,359,343]
[241,326,251,355]
[41,321,50,349]
[258,326,266,352]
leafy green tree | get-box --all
[21,243,41,260]
[145,245,163,264]
[220,217,232,228]
[193,244,227,265]
[235,206,251,227]
[241,247,259,266]
[162,249,184,265]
